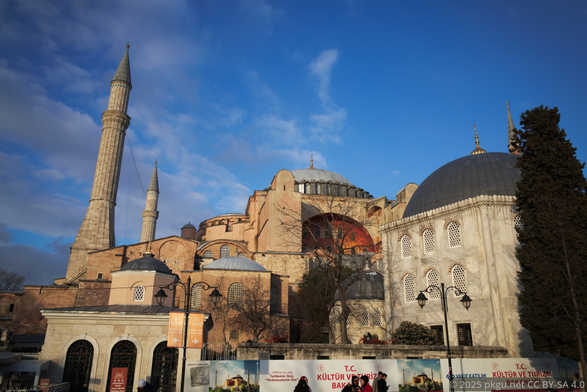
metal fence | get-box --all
[202,342,237,360]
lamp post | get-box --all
[154,276,221,392]
[416,283,472,392]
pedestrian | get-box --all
[372,371,382,392]
[341,375,360,392]
[294,376,311,392]
[360,375,372,392]
[377,373,388,392]
[137,379,152,392]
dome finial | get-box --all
[144,240,154,256]
[471,124,487,155]
[309,155,315,169]
[126,41,130,49]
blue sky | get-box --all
[1,0,586,286]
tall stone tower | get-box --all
[65,45,132,282]
[140,162,159,243]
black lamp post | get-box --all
[155,276,221,392]
[416,283,472,392]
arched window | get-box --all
[514,214,523,235]
[203,250,213,259]
[270,285,280,314]
[452,265,467,294]
[150,342,178,392]
[361,309,369,327]
[63,340,94,392]
[404,273,416,303]
[448,222,461,248]
[237,252,246,257]
[373,309,382,327]
[401,235,412,258]
[426,269,440,300]
[298,183,305,193]
[423,229,435,254]
[133,286,145,302]
[106,340,137,392]
[191,284,202,310]
[220,245,230,258]
[228,283,244,308]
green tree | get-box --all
[391,321,436,345]
[514,106,587,377]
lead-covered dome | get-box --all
[404,152,520,218]
[121,252,172,273]
[292,168,353,186]
[203,256,267,272]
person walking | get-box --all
[137,379,152,392]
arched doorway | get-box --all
[106,340,137,392]
[63,340,94,392]
[150,342,178,392]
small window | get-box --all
[423,229,435,254]
[404,273,416,303]
[363,356,376,359]
[237,252,246,257]
[452,265,467,294]
[270,285,280,314]
[270,354,285,360]
[401,235,412,258]
[431,325,444,345]
[361,309,369,327]
[426,269,440,300]
[317,355,330,360]
[373,309,382,327]
[228,283,244,308]
[203,250,213,259]
[191,284,202,310]
[457,323,473,346]
[9,304,14,312]
[448,222,461,248]
[97,273,103,280]
[220,245,230,258]
[298,184,304,193]
[133,286,145,302]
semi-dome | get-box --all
[404,152,520,218]
[335,270,384,301]
[292,168,353,186]
[121,252,172,273]
[203,256,267,272]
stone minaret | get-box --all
[507,101,521,155]
[140,162,160,243]
[66,45,132,282]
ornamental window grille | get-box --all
[191,284,202,310]
[314,226,321,239]
[220,245,230,258]
[448,222,461,248]
[203,250,213,259]
[426,270,440,299]
[228,283,244,308]
[346,314,351,328]
[404,273,416,303]
[106,340,137,392]
[237,252,246,257]
[373,309,382,327]
[452,265,467,294]
[401,235,412,258]
[431,325,444,345]
[63,340,94,392]
[514,214,523,232]
[270,285,280,314]
[150,342,178,392]
[133,286,145,302]
[361,309,369,327]
[423,229,435,254]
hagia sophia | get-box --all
[0,47,533,391]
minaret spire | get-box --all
[507,101,521,155]
[140,162,160,243]
[66,45,132,283]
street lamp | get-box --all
[155,276,221,392]
[416,283,472,392]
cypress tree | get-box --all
[514,106,587,376]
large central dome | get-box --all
[291,168,353,186]
[403,152,520,218]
